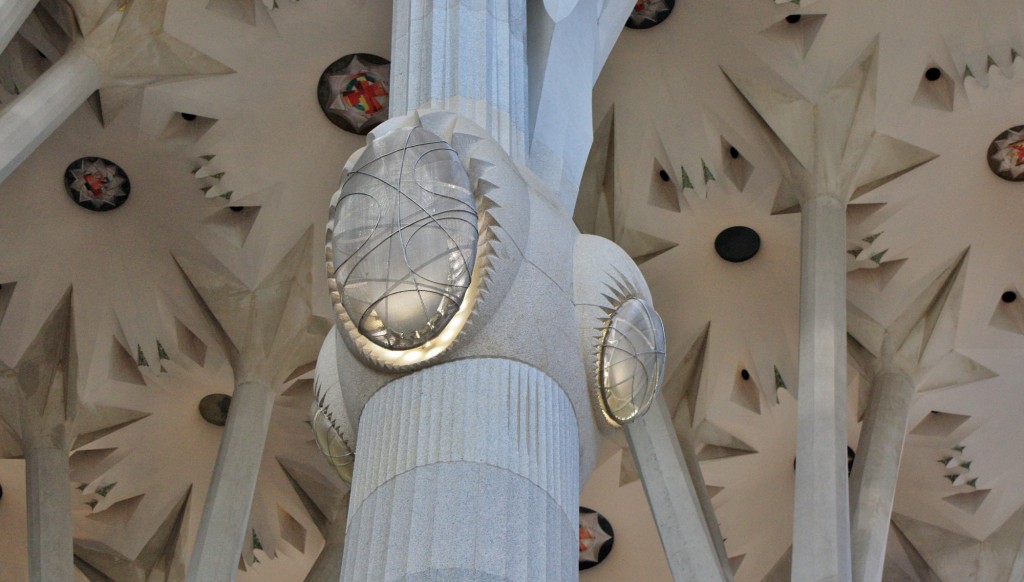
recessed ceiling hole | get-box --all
[0,281,15,328]
[910,411,970,437]
[181,112,198,121]
[278,507,307,553]
[109,337,146,386]
[229,206,244,212]
[912,65,954,111]
[786,14,801,24]
[731,368,761,414]
[943,489,990,515]
[721,138,754,190]
[175,318,207,367]
[762,13,826,58]
[990,287,1024,336]
[715,226,761,263]
[648,160,681,212]
[199,394,232,426]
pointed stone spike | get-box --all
[851,133,939,201]
[721,67,815,169]
[888,249,969,364]
[71,407,150,450]
[617,228,678,265]
[0,287,76,443]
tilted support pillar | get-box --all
[0,0,40,56]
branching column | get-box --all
[342,359,579,581]
[792,195,852,581]
[626,396,733,582]
[849,369,914,582]
[390,0,528,162]
[0,0,40,55]
[0,46,101,183]
[186,380,275,581]
[24,443,73,582]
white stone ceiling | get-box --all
[589,0,1024,580]
[0,0,1023,580]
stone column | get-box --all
[625,396,733,582]
[24,445,73,582]
[342,358,579,581]
[186,381,275,582]
[849,369,914,582]
[0,0,39,55]
[390,0,528,162]
[0,46,101,184]
[792,195,852,582]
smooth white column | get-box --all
[0,46,101,185]
[390,0,528,162]
[342,358,579,581]
[0,0,39,55]
[792,195,853,582]
[186,381,275,582]
[24,445,73,582]
[626,395,733,582]
[849,369,915,582]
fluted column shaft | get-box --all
[186,380,275,582]
[390,0,528,162]
[0,45,101,185]
[24,445,73,582]
[849,369,915,582]
[342,358,579,581]
[0,0,39,56]
[792,195,853,582]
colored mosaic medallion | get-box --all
[317,53,391,135]
[579,507,614,570]
[626,0,674,29]
[988,125,1024,181]
[64,157,131,211]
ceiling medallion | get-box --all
[625,0,674,29]
[317,53,391,135]
[714,226,761,263]
[988,125,1024,181]
[579,507,614,570]
[64,157,130,212]
[198,393,232,426]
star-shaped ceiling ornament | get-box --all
[64,157,131,212]
[316,54,391,135]
[578,507,614,569]
[987,125,1024,181]
[626,0,674,30]
[77,0,234,126]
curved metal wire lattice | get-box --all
[312,405,355,482]
[332,127,478,350]
[599,297,666,424]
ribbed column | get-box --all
[849,369,915,582]
[187,381,275,582]
[390,0,528,162]
[0,0,39,55]
[343,358,579,582]
[25,445,73,582]
[792,195,852,582]
[0,45,101,185]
